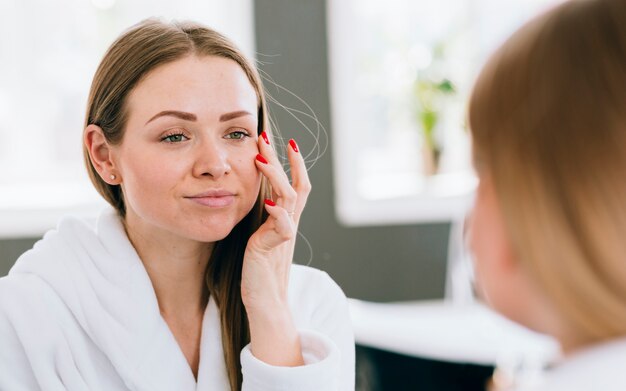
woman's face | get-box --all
[468,173,520,317]
[111,55,261,243]
[469,172,560,334]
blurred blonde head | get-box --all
[468,0,626,345]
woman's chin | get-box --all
[184,226,234,243]
[179,216,246,243]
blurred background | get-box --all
[0,0,562,389]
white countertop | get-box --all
[349,298,560,367]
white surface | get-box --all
[0,182,106,239]
[335,181,476,226]
[349,299,559,366]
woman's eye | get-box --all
[161,133,188,143]
[225,130,249,140]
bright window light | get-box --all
[0,0,253,238]
[327,0,564,226]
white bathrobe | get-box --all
[0,208,355,391]
[514,337,626,391]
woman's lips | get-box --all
[186,190,235,208]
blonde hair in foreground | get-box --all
[82,19,273,391]
[468,0,626,343]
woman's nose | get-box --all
[192,139,231,179]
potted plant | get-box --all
[414,75,456,176]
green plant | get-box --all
[415,77,456,154]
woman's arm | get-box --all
[239,134,355,389]
[241,134,310,367]
[240,268,355,391]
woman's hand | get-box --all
[241,131,311,366]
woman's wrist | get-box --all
[246,305,305,367]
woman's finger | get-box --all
[256,132,298,216]
[256,199,295,250]
[258,131,289,180]
[255,153,297,212]
[286,139,311,221]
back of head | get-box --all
[469,0,626,342]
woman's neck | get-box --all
[123,213,214,317]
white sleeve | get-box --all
[240,270,355,391]
[240,329,341,391]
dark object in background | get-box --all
[356,345,494,391]
[0,238,39,276]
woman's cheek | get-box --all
[468,187,496,298]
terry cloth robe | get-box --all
[513,337,626,391]
[0,207,355,391]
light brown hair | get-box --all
[83,19,272,390]
[469,0,626,343]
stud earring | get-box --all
[110,174,116,180]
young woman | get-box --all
[0,19,354,390]
[467,0,626,389]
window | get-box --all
[327,0,563,225]
[0,0,253,238]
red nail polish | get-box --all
[261,131,270,145]
[289,139,299,153]
[264,199,276,207]
[256,154,268,164]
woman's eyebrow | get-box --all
[145,110,253,125]
[220,110,253,122]
[145,110,197,124]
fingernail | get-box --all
[256,153,268,164]
[261,131,270,145]
[289,139,299,153]
[264,199,276,207]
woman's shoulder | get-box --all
[518,338,626,391]
[287,264,350,322]
[0,273,63,361]
[289,263,330,280]
[0,273,59,320]
[289,264,347,300]
[0,272,50,301]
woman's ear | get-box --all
[84,124,119,185]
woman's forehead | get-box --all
[126,55,258,123]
